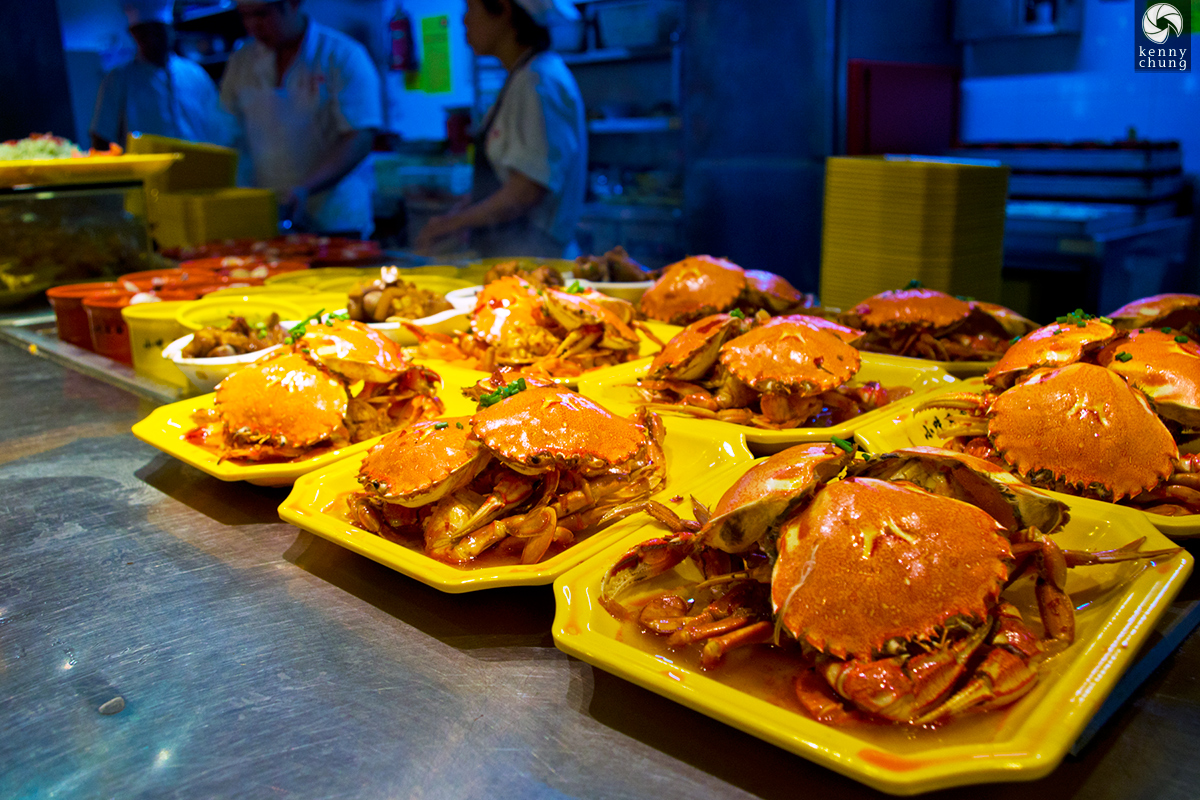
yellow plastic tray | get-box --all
[131,363,488,487]
[277,415,753,591]
[854,378,1200,538]
[552,458,1192,795]
[575,351,957,452]
[0,153,180,188]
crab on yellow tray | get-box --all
[403,274,681,382]
[552,446,1191,794]
[858,312,1200,537]
[576,328,960,453]
[837,287,1040,378]
[133,319,490,486]
[277,411,753,591]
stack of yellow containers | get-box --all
[126,133,278,250]
[819,155,1010,311]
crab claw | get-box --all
[599,531,699,618]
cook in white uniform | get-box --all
[90,0,230,150]
[220,0,383,238]
[416,0,586,258]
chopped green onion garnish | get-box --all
[1176,335,1190,344]
[831,435,855,453]
[1010,335,1021,345]
[1098,316,1113,324]
[1162,327,1173,333]
[729,308,746,319]
[478,377,528,407]
[1114,351,1133,362]
[566,280,585,294]
[285,308,324,343]
[904,279,923,289]
[456,421,464,429]
[433,421,449,430]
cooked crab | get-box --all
[839,287,1038,362]
[1107,293,1200,339]
[925,312,1200,515]
[634,313,911,429]
[186,318,444,462]
[601,445,1178,726]
[405,276,649,379]
[638,255,813,325]
[347,382,667,565]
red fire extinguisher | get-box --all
[389,6,418,72]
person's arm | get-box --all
[279,128,376,226]
[415,170,548,250]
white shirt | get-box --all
[91,53,230,147]
[220,19,383,238]
[484,51,586,248]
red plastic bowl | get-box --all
[47,281,128,349]
[83,289,204,364]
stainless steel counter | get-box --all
[4,337,1200,800]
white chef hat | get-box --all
[512,0,580,25]
[124,0,173,26]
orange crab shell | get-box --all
[471,276,549,346]
[986,318,1117,390]
[638,255,747,324]
[647,313,748,380]
[743,269,808,314]
[542,286,639,345]
[1108,293,1200,331]
[774,313,864,346]
[848,288,972,331]
[357,416,485,506]
[773,477,1012,660]
[471,386,648,473]
[301,318,414,384]
[1095,328,1200,428]
[990,362,1178,501]
[718,318,861,395]
[215,350,349,447]
[968,301,1039,339]
[703,442,854,552]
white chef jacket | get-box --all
[219,19,383,238]
[91,53,230,147]
[482,50,586,249]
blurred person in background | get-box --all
[220,0,382,239]
[90,0,230,150]
[415,0,585,258]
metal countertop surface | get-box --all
[3,338,1200,800]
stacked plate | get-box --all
[819,155,1010,310]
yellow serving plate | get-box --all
[131,363,488,487]
[855,378,1200,538]
[277,416,753,591]
[552,457,1192,795]
[575,352,957,453]
[0,153,180,188]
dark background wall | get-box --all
[2,0,76,141]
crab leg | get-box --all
[599,531,699,617]
[1012,535,1183,642]
[446,470,538,540]
[820,624,991,723]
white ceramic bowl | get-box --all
[367,306,470,345]
[162,334,285,393]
